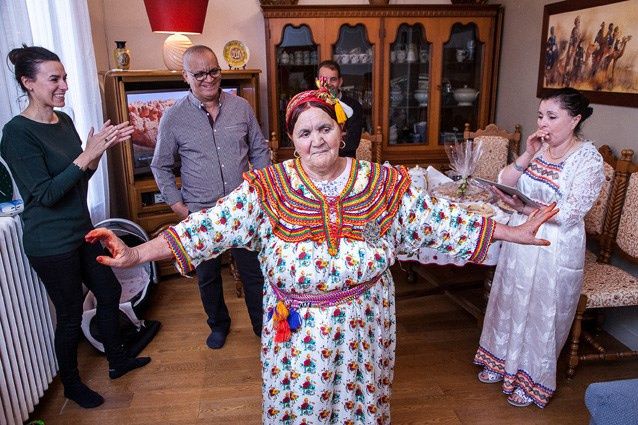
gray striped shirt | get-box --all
[151,91,270,211]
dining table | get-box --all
[397,166,512,325]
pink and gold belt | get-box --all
[269,274,382,343]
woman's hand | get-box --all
[85,228,141,268]
[75,120,135,170]
[489,186,525,213]
[493,202,558,246]
[525,129,548,156]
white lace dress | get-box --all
[474,141,604,407]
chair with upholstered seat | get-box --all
[463,123,521,181]
[568,148,638,378]
[357,126,383,163]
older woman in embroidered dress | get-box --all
[87,82,559,424]
[474,88,604,408]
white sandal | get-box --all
[507,387,533,407]
[477,368,503,384]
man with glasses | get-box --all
[151,45,270,349]
[317,60,364,158]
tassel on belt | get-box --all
[269,274,383,343]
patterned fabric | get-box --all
[525,158,562,196]
[474,347,554,407]
[312,159,351,197]
[285,84,348,130]
[475,142,604,408]
[583,258,638,308]
[583,171,638,309]
[244,159,411,257]
[151,91,270,212]
[616,173,638,257]
[473,136,508,181]
[162,159,496,424]
[584,161,614,236]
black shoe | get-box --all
[206,330,229,349]
[64,381,104,408]
[109,356,151,379]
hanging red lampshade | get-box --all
[143,0,209,70]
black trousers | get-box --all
[28,241,124,386]
[196,248,263,336]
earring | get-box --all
[340,140,346,149]
[294,150,300,158]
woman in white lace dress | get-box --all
[88,84,559,424]
[474,88,604,408]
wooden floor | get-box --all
[28,265,637,424]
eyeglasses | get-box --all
[189,68,222,81]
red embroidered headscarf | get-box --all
[285,78,352,135]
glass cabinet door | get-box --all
[276,24,319,147]
[439,23,482,145]
[388,24,431,145]
[332,24,374,134]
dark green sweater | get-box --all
[0,112,95,257]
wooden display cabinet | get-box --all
[262,4,503,168]
[102,69,261,275]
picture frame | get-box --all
[126,88,190,175]
[537,0,638,107]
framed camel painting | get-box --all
[537,0,638,107]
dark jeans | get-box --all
[196,248,263,336]
[28,241,125,386]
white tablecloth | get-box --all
[398,166,510,266]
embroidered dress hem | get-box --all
[473,346,554,408]
[161,228,194,275]
[468,217,496,263]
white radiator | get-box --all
[0,216,57,425]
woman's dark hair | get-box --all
[542,87,593,134]
[286,100,339,136]
[7,45,60,92]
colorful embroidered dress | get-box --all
[163,159,495,424]
[474,142,604,408]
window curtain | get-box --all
[0,0,110,223]
[0,1,32,124]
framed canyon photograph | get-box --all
[537,0,638,107]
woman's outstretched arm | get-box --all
[492,202,558,246]
[85,228,172,268]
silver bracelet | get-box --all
[512,161,526,172]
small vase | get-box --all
[113,40,131,70]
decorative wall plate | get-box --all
[223,40,250,69]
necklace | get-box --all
[547,136,578,161]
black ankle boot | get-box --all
[109,356,151,379]
[64,381,104,408]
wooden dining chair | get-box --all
[568,148,638,378]
[358,126,383,163]
[269,131,279,164]
[584,145,616,246]
[463,123,521,181]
